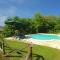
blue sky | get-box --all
[0,0,60,26]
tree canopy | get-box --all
[4,13,60,37]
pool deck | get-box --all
[5,37,60,49]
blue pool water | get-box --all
[31,34,60,40]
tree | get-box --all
[44,16,57,33]
[32,12,44,33]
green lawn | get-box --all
[0,40,60,60]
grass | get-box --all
[0,40,60,60]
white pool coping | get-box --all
[21,38,60,49]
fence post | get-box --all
[25,42,33,60]
[2,40,5,54]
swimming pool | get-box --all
[31,33,60,40]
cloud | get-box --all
[0,6,18,26]
[0,5,18,26]
[0,0,32,26]
[0,16,7,26]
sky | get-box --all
[0,0,60,26]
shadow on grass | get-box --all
[33,54,45,60]
[20,50,45,60]
[5,55,22,57]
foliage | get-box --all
[4,13,60,36]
